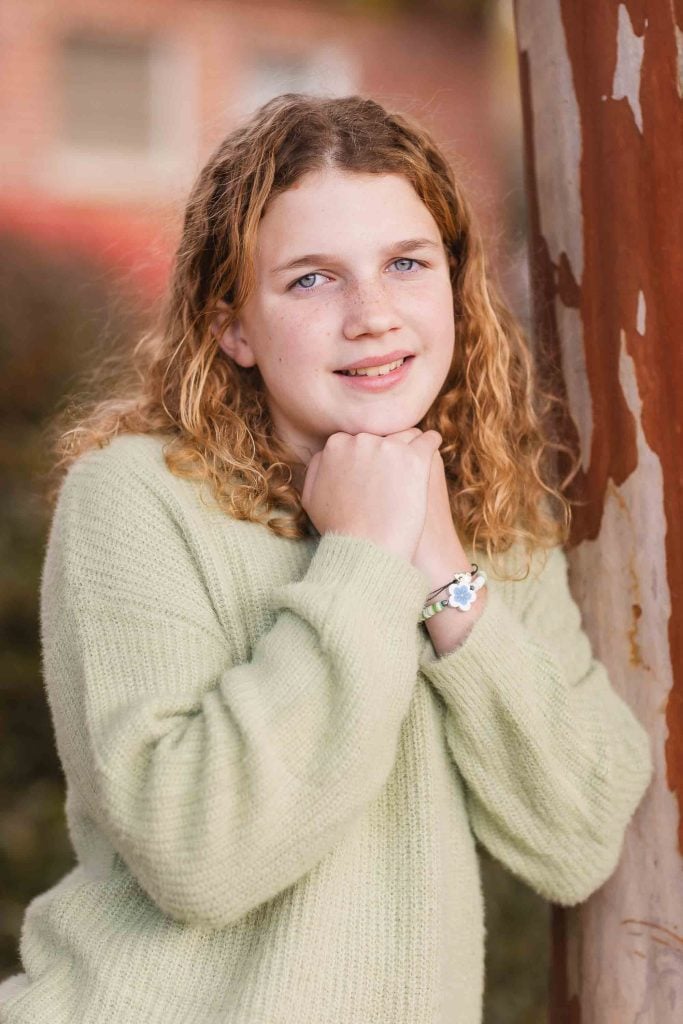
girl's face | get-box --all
[215,168,456,464]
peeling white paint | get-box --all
[636,291,646,335]
[514,1,681,1014]
[676,24,683,100]
[515,0,592,475]
[569,330,679,1017]
[555,302,593,472]
[574,331,671,684]
[516,0,584,282]
[612,4,645,133]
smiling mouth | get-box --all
[335,355,413,378]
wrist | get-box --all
[423,584,489,656]
[417,547,472,594]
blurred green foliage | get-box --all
[0,232,548,1019]
[0,233,143,976]
[480,845,550,1023]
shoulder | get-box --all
[52,431,264,571]
[55,432,214,523]
[44,434,226,633]
[59,433,172,498]
[50,433,207,569]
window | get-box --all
[239,44,358,115]
[48,30,198,198]
[61,33,153,152]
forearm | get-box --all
[49,451,433,930]
[424,587,489,655]
[417,546,654,905]
[418,544,489,657]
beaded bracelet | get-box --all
[419,564,487,621]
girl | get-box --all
[1,93,652,1024]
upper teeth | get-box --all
[342,357,406,377]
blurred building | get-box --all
[0,0,521,302]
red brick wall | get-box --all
[0,0,507,299]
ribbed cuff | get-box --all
[418,588,519,682]
[304,531,432,631]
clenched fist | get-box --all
[301,428,443,564]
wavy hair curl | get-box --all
[49,92,579,578]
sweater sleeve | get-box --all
[417,544,653,906]
[40,444,430,930]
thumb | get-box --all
[388,426,423,445]
[410,429,442,458]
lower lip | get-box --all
[334,356,415,391]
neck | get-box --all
[290,462,307,496]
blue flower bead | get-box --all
[447,581,476,611]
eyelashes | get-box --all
[288,272,326,292]
[288,258,427,293]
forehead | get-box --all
[255,169,440,258]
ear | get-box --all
[210,299,258,369]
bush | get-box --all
[0,233,144,977]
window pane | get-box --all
[60,34,152,151]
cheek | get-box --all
[259,319,301,368]
[263,322,329,390]
[434,291,456,343]
[277,314,335,364]
[416,291,455,370]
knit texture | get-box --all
[0,433,653,1023]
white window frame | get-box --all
[43,33,200,200]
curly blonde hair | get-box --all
[49,92,579,578]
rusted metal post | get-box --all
[511,1,683,1020]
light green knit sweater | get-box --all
[1,433,652,1024]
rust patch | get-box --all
[516,23,640,545]
[629,602,644,667]
[553,1,683,850]
[549,904,582,1024]
[556,251,581,307]
[515,50,587,526]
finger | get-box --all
[387,427,423,445]
[411,429,442,455]
[428,447,446,480]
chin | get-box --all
[331,405,425,439]
[339,422,397,438]
[376,416,423,436]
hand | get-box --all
[415,447,466,576]
[392,431,488,655]
[301,428,443,564]
[390,429,470,583]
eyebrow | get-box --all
[270,237,443,276]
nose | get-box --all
[341,278,401,340]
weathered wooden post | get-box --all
[512,1,683,1020]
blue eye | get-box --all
[288,270,321,290]
[288,260,421,292]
